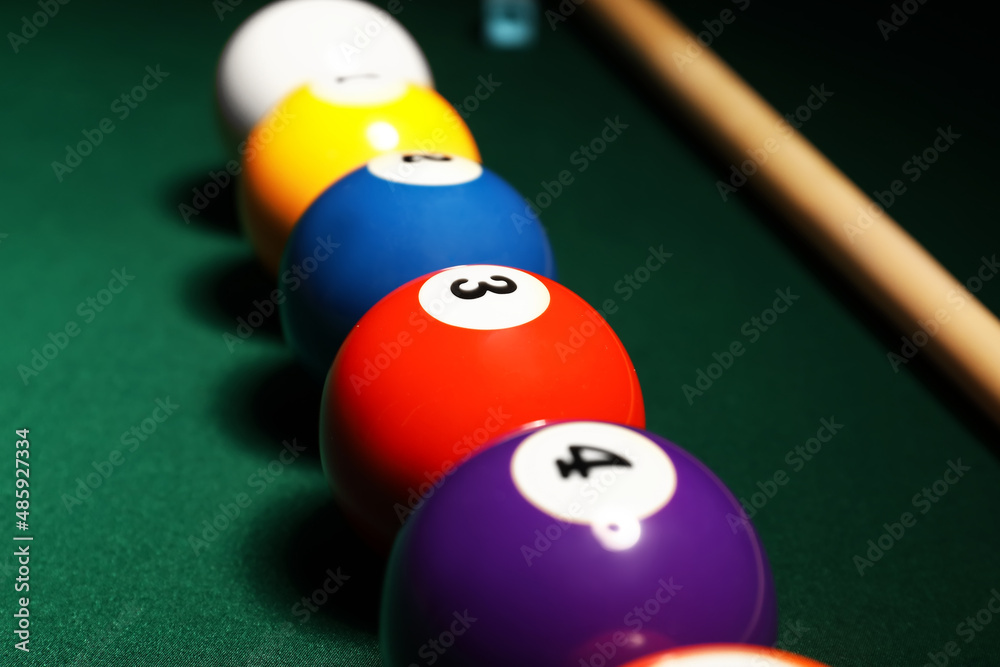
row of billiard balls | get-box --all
[214,1,831,665]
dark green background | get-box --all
[2,0,998,665]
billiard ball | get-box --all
[321,265,645,545]
[216,0,433,139]
[619,645,830,666]
[280,151,557,377]
[380,421,777,667]
[239,76,480,275]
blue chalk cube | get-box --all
[483,0,539,49]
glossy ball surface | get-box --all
[280,152,556,377]
[321,266,645,544]
[216,0,433,139]
[619,645,830,667]
[239,78,480,275]
[380,421,777,667]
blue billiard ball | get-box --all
[279,152,557,377]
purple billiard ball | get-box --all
[380,421,776,667]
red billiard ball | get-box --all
[321,264,645,545]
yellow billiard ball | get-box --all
[238,75,480,275]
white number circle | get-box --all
[510,422,677,549]
[367,153,483,186]
[216,0,433,136]
[418,266,550,331]
[310,73,408,106]
[635,647,805,667]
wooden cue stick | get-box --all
[585,0,1000,427]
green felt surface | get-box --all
[2,0,998,665]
